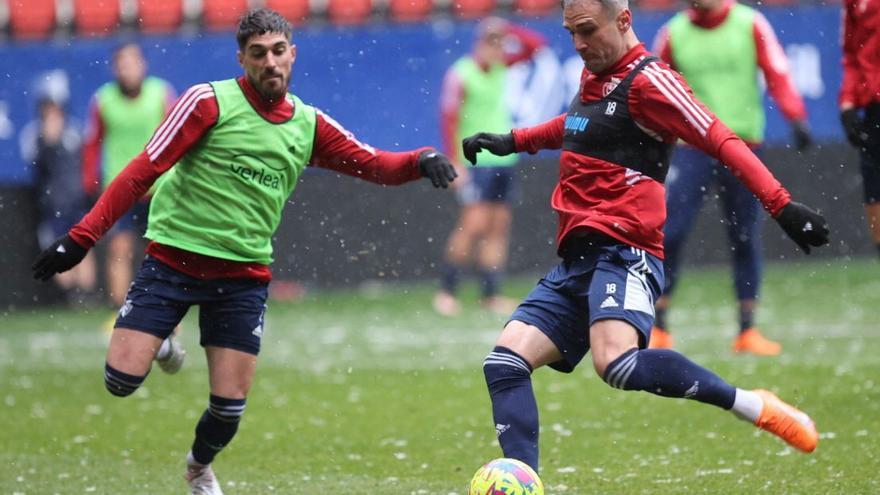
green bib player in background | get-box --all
[434,18,546,317]
[82,43,176,312]
[32,9,457,495]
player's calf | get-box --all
[190,394,247,466]
[483,347,540,471]
[104,363,147,397]
[600,348,737,410]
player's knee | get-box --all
[104,363,147,397]
[483,346,532,392]
[599,348,640,390]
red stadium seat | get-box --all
[327,0,372,25]
[137,0,184,33]
[452,0,496,19]
[266,0,311,25]
[9,0,56,39]
[74,0,121,36]
[389,0,433,22]
[514,0,558,16]
[202,0,249,31]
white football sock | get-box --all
[187,451,205,469]
[731,388,763,423]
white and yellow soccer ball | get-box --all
[468,458,544,495]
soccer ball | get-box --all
[468,458,544,495]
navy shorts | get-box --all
[458,166,518,204]
[510,242,664,373]
[37,212,82,250]
[116,256,269,355]
[860,104,880,204]
[109,201,149,236]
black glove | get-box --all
[461,132,516,166]
[774,201,829,254]
[840,108,867,149]
[32,234,88,282]
[418,150,457,189]
[791,120,813,151]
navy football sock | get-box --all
[479,269,502,298]
[191,395,247,465]
[603,348,736,410]
[483,346,539,472]
[104,363,146,397]
[654,307,668,331]
[738,306,755,333]
[440,262,461,295]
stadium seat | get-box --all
[202,0,249,31]
[452,0,496,19]
[137,0,184,33]
[327,0,372,25]
[389,0,433,22]
[9,0,56,39]
[266,0,311,25]
[74,0,121,36]
[513,0,557,16]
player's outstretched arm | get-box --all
[461,132,516,165]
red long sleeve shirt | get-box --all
[840,0,880,108]
[69,77,426,282]
[440,24,547,161]
[512,44,791,259]
[652,0,807,136]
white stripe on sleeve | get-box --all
[642,63,713,136]
[146,83,214,161]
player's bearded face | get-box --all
[239,33,296,102]
[564,1,628,74]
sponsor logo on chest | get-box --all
[564,114,590,133]
[228,153,287,190]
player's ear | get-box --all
[290,44,297,64]
[617,9,632,32]
[236,50,244,67]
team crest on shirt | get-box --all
[602,77,622,97]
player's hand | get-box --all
[840,109,867,149]
[418,150,458,189]
[791,120,813,152]
[32,234,88,281]
[461,132,516,165]
[774,201,829,254]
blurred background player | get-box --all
[650,0,813,354]
[839,0,880,257]
[32,8,456,494]
[433,17,546,316]
[20,72,96,303]
[81,42,175,311]
[463,0,827,472]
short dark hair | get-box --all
[236,8,292,49]
[112,42,142,64]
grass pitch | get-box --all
[1,257,879,494]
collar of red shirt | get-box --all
[592,43,649,79]
[686,0,735,29]
[236,76,294,123]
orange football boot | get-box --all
[753,389,818,453]
[648,327,674,349]
[732,328,781,356]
